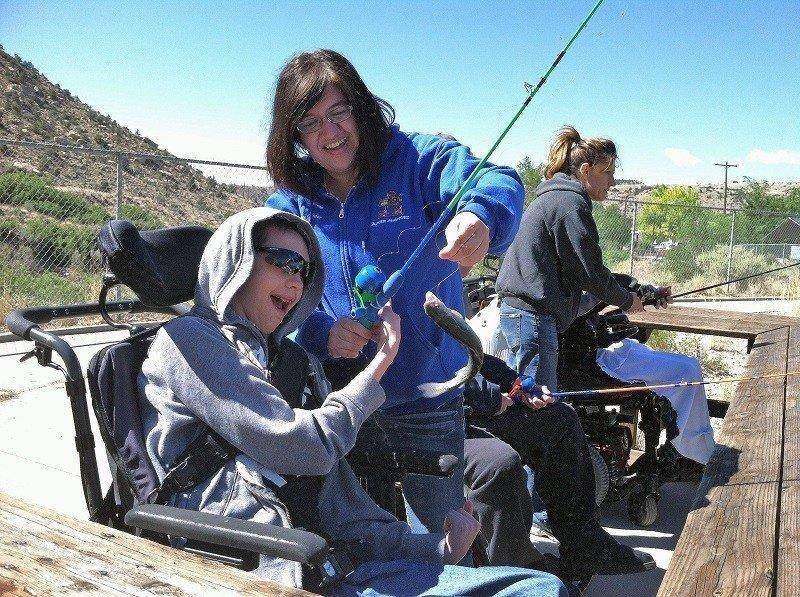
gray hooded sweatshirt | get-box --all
[138,207,444,588]
[495,174,633,332]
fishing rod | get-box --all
[510,370,800,400]
[666,260,800,301]
[351,0,607,328]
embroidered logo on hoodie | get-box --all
[374,190,408,225]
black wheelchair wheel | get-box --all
[627,487,658,527]
[588,444,610,507]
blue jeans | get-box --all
[364,399,467,537]
[332,560,567,597]
[498,303,559,391]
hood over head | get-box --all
[536,172,587,199]
[193,207,324,343]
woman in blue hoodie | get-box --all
[265,49,524,539]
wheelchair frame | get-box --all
[463,269,715,528]
[6,299,345,580]
[4,216,475,588]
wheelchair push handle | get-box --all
[5,307,42,340]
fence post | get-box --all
[115,152,124,220]
[115,152,124,300]
[726,210,736,286]
[629,201,638,276]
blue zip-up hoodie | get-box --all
[266,127,523,413]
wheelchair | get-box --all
[463,271,710,528]
[556,306,679,527]
[5,219,461,592]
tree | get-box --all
[516,156,544,206]
[641,186,729,281]
[734,178,800,244]
[639,185,701,246]
[594,203,632,268]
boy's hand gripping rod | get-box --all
[352,0,607,328]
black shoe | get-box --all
[675,457,705,483]
[561,526,656,579]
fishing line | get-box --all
[670,261,800,300]
[548,370,800,399]
[351,0,608,328]
[372,199,451,267]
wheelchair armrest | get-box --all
[348,448,458,478]
[125,504,329,566]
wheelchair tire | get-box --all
[627,488,658,527]
[588,444,610,507]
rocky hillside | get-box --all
[0,46,271,228]
[609,180,800,211]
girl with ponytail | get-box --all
[494,126,645,391]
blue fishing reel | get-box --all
[508,374,556,402]
[351,265,387,328]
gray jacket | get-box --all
[496,174,633,332]
[138,207,443,588]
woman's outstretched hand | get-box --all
[440,212,490,270]
[328,316,372,359]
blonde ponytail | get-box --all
[545,125,617,179]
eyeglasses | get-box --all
[255,246,312,282]
[296,104,354,135]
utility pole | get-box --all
[715,161,739,213]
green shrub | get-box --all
[0,218,21,244]
[0,261,99,312]
[25,217,97,270]
[595,203,631,267]
[119,204,164,230]
[692,246,775,293]
[0,172,110,224]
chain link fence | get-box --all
[598,198,800,299]
[2,137,799,339]
[0,139,270,336]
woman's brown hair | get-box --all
[544,125,617,179]
[266,49,395,195]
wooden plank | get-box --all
[782,323,800,483]
[776,481,800,597]
[0,492,314,596]
[657,481,778,597]
[658,326,790,597]
[626,306,790,339]
[702,327,788,486]
[776,323,800,597]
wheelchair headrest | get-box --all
[99,220,213,307]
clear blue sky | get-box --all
[2,0,799,184]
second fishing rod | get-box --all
[350,0,607,328]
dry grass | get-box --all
[647,329,748,403]
[0,388,20,403]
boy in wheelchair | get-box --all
[461,352,655,581]
[138,207,566,595]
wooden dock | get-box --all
[629,306,799,597]
[0,492,311,596]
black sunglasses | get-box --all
[255,246,312,282]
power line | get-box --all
[714,161,739,213]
